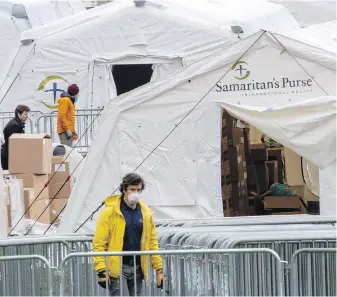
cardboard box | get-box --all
[238,156,247,182]
[256,162,269,194]
[222,156,246,185]
[223,198,232,217]
[222,109,235,125]
[243,128,251,155]
[271,211,302,215]
[283,147,304,186]
[246,165,260,194]
[49,182,71,199]
[12,174,48,200]
[221,136,228,152]
[23,188,36,218]
[266,161,278,187]
[228,181,248,216]
[52,156,64,163]
[264,195,301,209]
[48,161,71,199]
[250,144,268,161]
[249,126,263,144]
[238,144,246,159]
[9,134,52,174]
[267,148,284,183]
[25,198,68,224]
[229,128,244,147]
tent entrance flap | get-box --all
[112,64,153,96]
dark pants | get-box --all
[1,151,8,170]
[109,265,143,296]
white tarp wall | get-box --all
[0,0,86,110]
[0,2,31,85]
[268,0,337,27]
[58,31,336,234]
[0,0,300,113]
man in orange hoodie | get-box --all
[57,84,79,147]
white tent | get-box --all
[289,21,337,54]
[58,30,336,234]
[0,0,300,112]
[268,0,337,27]
[0,0,86,105]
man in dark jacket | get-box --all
[1,105,30,170]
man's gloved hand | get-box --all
[66,131,73,139]
[72,131,78,140]
[97,270,109,289]
[156,269,163,289]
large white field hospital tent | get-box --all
[0,0,85,92]
[0,0,301,112]
[58,30,336,234]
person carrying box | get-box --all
[1,105,30,170]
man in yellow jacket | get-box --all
[93,173,163,296]
[57,84,79,147]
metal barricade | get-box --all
[156,217,336,296]
[0,254,53,296]
[0,110,43,120]
[0,235,93,267]
[36,109,103,152]
[58,248,284,296]
[0,108,102,152]
[290,248,337,296]
[0,116,34,134]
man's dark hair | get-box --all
[119,173,145,195]
[15,105,30,117]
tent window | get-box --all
[112,64,153,96]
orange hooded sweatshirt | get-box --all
[57,92,75,135]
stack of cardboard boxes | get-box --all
[221,110,249,216]
[245,140,305,215]
[5,134,71,227]
[220,110,307,216]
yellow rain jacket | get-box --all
[92,195,163,279]
[57,95,75,135]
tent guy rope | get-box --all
[269,32,329,96]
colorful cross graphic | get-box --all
[44,82,65,103]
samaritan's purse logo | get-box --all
[232,61,250,80]
[38,76,69,109]
[215,60,313,96]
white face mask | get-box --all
[128,192,141,205]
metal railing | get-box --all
[0,255,53,296]
[0,109,103,152]
[59,248,284,296]
[0,116,34,135]
[290,248,337,297]
[0,237,336,296]
[0,217,336,296]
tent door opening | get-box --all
[112,64,153,96]
[220,107,319,218]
